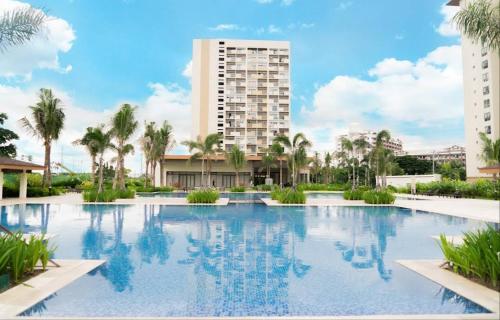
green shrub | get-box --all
[27,187,61,197]
[27,174,43,187]
[116,189,135,199]
[386,185,397,193]
[78,180,94,191]
[439,226,500,289]
[271,188,306,204]
[135,186,174,193]
[343,189,365,200]
[82,189,118,202]
[254,184,275,191]
[51,175,83,188]
[187,189,219,203]
[410,179,499,200]
[0,233,54,285]
[362,190,396,204]
[230,186,245,192]
[297,183,348,191]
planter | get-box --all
[0,273,10,292]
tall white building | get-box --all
[191,39,290,155]
[448,0,500,180]
[336,130,403,154]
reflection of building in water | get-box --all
[177,209,310,316]
[332,206,410,281]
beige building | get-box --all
[192,39,290,155]
[448,0,500,180]
[398,145,466,166]
[336,130,403,154]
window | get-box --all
[219,66,224,69]
[218,82,224,85]
[482,73,489,82]
[219,49,224,53]
[219,58,224,61]
[481,47,487,56]
[218,74,224,77]
[218,90,224,94]
[483,86,489,95]
[485,126,491,134]
[484,99,490,108]
[482,60,488,69]
[218,123,223,127]
[218,98,224,102]
[218,107,223,110]
[484,112,491,121]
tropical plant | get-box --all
[83,189,118,202]
[370,130,391,189]
[323,152,332,184]
[341,137,355,186]
[88,125,113,194]
[182,133,221,187]
[140,121,156,187]
[439,226,500,288]
[187,189,219,203]
[156,121,175,187]
[478,132,500,168]
[110,104,138,191]
[271,187,306,204]
[0,113,19,158]
[273,133,311,187]
[453,0,500,51]
[260,149,276,182]
[353,137,370,187]
[230,186,245,192]
[227,145,246,187]
[362,190,395,204]
[271,142,285,188]
[343,189,365,200]
[20,88,65,187]
[310,152,322,183]
[0,7,46,52]
[73,127,100,185]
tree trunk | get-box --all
[152,162,156,187]
[112,159,119,190]
[119,152,126,191]
[201,158,205,188]
[279,159,283,188]
[90,155,96,185]
[235,170,240,187]
[43,142,51,187]
[144,160,149,187]
[160,160,165,187]
[97,156,105,194]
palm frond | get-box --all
[0,7,46,52]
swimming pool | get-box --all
[0,203,492,317]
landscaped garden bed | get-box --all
[187,189,220,203]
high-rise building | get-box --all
[336,130,404,154]
[447,0,500,180]
[191,39,290,155]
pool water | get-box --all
[0,204,492,317]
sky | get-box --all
[0,0,463,175]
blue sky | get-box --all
[0,0,463,173]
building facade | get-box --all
[192,39,290,155]
[448,0,500,180]
[399,145,466,165]
[336,130,403,154]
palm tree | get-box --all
[478,132,500,180]
[310,152,322,183]
[111,104,138,191]
[182,134,221,187]
[20,88,65,187]
[227,145,246,187]
[453,0,500,51]
[157,121,175,187]
[260,150,276,183]
[371,130,391,189]
[341,137,354,186]
[88,125,113,194]
[0,7,46,52]
[73,127,100,185]
[323,152,332,184]
[140,121,156,187]
[353,137,370,187]
[293,146,310,184]
[273,133,311,187]
[270,142,285,188]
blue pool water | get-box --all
[138,192,269,201]
[0,203,492,317]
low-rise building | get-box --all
[336,130,403,153]
[398,145,466,166]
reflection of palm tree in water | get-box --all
[82,205,107,260]
[136,204,174,265]
[334,207,402,281]
[178,206,311,315]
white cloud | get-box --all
[209,24,242,31]
[0,0,76,79]
[182,60,192,79]
[436,2,460,37]
[299,45,464,152]
[255,0,294,6]
[0,82,191,176]
[267,24,282,33]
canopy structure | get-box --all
[0,157,46,199]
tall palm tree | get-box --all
[0,7,46,52]
[371,130,391,189]
[88,125,113,194]
[140,121,156,187]
[478,132,500,180]
[453,0,500,51]
[73,127,100,185]
[341,137,354,186]
[293,146,310,184]
[157,121,175,187]
[260,150,276,182]
[111,104,138,191]
[353,137,370,187]
[270,142,285,188]
[20,88,65,187]
[310,152,322,183]
[182,133,221,187]
[323,152,332,184]
[273,133,311,187]
[227,145,246,187]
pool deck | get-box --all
[398,259,499,314]
[0,259,105,318]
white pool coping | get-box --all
[397,259,499,314]
[0,259,105,318]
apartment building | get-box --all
[336,130,404,154]
[192,39,290,155]
[448,0,500,180]
[399,145,466,166]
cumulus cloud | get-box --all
[0,0,76,79]
[0,83,191,175]
[299,45,464,152]
[209,24,242,31]
[182,60,192,79]
[255,0,294,6]
[436,2,460,37]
